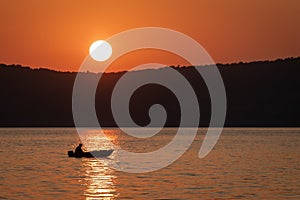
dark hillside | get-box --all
[0,57,299,127]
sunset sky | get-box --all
[1,0,300,72]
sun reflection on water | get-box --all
[81,158,118,199]
[78,129,121,152]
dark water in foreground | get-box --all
[0,128,299,199]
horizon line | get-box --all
[1,56,299,75]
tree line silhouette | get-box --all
[0,57,299,127]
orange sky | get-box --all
[1,0,300,72]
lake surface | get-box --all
[0,128,299,199]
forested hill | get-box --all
[0,57,299,127]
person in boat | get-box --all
[74,143,84,157]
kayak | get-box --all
[68,150,113,158]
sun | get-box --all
[89,40,112,61]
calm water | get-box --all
[0,128,299,199]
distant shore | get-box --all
[1,57,299,127]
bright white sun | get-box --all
[89,40,112,62]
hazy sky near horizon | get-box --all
[1,0,300,72]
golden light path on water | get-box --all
[81,158,117,199]
[78,129,120,199]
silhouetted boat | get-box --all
[67,150,113,158]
